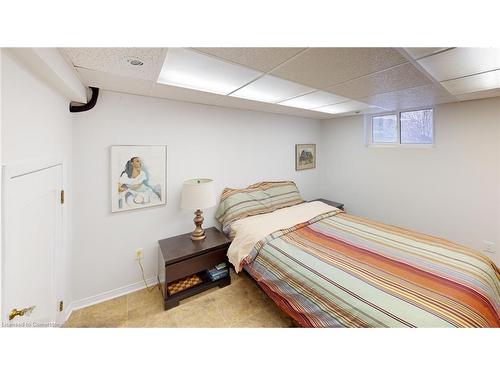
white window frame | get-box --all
[365,106,435,148]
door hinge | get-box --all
[60,190,64,204]
[59,300,64,312]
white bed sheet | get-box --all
[227,201,339,271]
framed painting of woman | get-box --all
[110,145,167,212]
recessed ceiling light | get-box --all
[441,69,500,95]
[278,90,349,109]
[418,48,500,81]
[230,75,313,103]
[126,57,144,66]
[157,48,261,95]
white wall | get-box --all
[320,98,500,266]
[71,90,323,303]
[1,51,74,314]
[1,53,73,164]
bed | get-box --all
[215,181,500,328]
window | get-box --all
[372,114,398,143]
[400,109,433,144]
[368,108,434,146]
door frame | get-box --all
[1,156,66,325]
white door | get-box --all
[2,162,63,327]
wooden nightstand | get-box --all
[310,198,344,211]
[157,227,231,310]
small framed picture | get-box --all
[295,144,316,171]
[110,145,167,212]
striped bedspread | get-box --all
[243,211,500,327]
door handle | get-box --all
[8,306,35,321]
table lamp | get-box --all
[181,178,216,241]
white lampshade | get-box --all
[181,178,216,210]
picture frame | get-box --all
[295,144,316,171]
[110,145,167,212]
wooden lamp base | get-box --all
[191,209,206,241]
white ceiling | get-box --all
[64,48,167,81]
[62,47,500,119]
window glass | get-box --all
[372,114,398,143]
[400,109,433,144]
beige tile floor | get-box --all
[64,270,296,328]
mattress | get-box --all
[228,202,500,327]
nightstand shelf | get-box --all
[157,227,231,310]
[165,270,230,307]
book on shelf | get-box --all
[208,264,227,273]
[215,262,227,270]
[208,271,228,281]
[207,266,228,281]
[208,268,228,277]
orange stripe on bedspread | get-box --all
[299,226,500,327]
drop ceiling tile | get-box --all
[287,108,338,119]
[271,48,407,89]
[279,90,348,109]
[314,100,375,114]
[230,74,313,103]
[454,87,500,101]
[76,67,154,96]
[441,69,500,95]
[63,48,167,81]
[150,83,225,106]
[356,106,388,115]
[157,48,261,95]
[404,47,450,60]
[361,84,456,111]
[213,95,306,116]
[328,106,387,118]
[193,47,305,72]
[327,63,431,99]
[418,48,500,81]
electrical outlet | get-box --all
[135,248,144,259]
[483,240,495,254]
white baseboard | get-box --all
[64,275,161,322]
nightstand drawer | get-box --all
[165,246,228,283]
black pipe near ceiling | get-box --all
[69,86,99,112]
